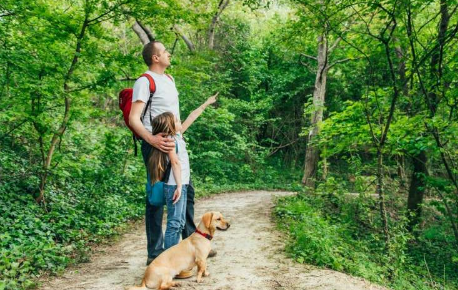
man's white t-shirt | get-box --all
[132,71,180,133]
[167,134,190,185]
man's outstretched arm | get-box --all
[129,100,174,152]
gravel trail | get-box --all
[39,191,387,290]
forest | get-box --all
[1,0,458,289]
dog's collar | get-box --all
[195,229,213,241]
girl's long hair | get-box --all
[148,112,176,184]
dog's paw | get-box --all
[196,278,203,283]
[204,271,210,277]
[172,281,181,287]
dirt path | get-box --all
[38,191,388,290]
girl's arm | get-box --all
[168,148,182,204]
[181,92,218,134]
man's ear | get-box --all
[202,212,214,230]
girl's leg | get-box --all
[164,184,187,249]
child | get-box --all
[148,93,218,250]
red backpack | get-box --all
[119,74,156,156]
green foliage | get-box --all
[2,0,458,289]
[1,1,307,287]
[315,100,372,157]
[0,125,145,289]
[275,193,458,290]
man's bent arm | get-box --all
[129,101,174,152]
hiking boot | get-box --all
[208,249,217,258]
[146,257,155,266]
[175,270,193,279]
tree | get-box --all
[208,0,231,49]
[293,0,356,188]
[404,0,458,246]
[0,0,134,203]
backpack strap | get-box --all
[139,73,156,123]
[138,73,172,123]
[165,74,174,82]
[133,73,156,157]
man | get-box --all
[129,41,215,277]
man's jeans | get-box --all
[164,184,187,249]
[141,140,197,259]
[182,179,196,240]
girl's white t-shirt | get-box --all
[167,134,190,185]
[132,71,180,133]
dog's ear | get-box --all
[202,212,214,229]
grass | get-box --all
[0,164,297,290]
[273,193,458,290]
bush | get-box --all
[274,194,458,290]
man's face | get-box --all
[153,43,171,68]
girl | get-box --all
[148,93,218,250]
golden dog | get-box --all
[126,211,230,290]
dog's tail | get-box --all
[125,278,148,290]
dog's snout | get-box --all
[226,223,231,228]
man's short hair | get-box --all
[142,41,162,67]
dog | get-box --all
[126,211,230,290]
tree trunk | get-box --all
[302,34,328,188]
[36,17,89,203]
[322,146,328,180]
[136,20,155,42]
[132,21,150,45]
[406,0,458,250]
[396,154,407,189]
[407,150,427,231]
[376,149,390,247]
[173,25,195,52]
[366,21,400,251]
[179,34,195,52]
[31,71,46,173]
[428,0,458,250]
[394,44,408,96]
[208,0,230,49]
[393,43,408,190]
[428,0,449,114]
